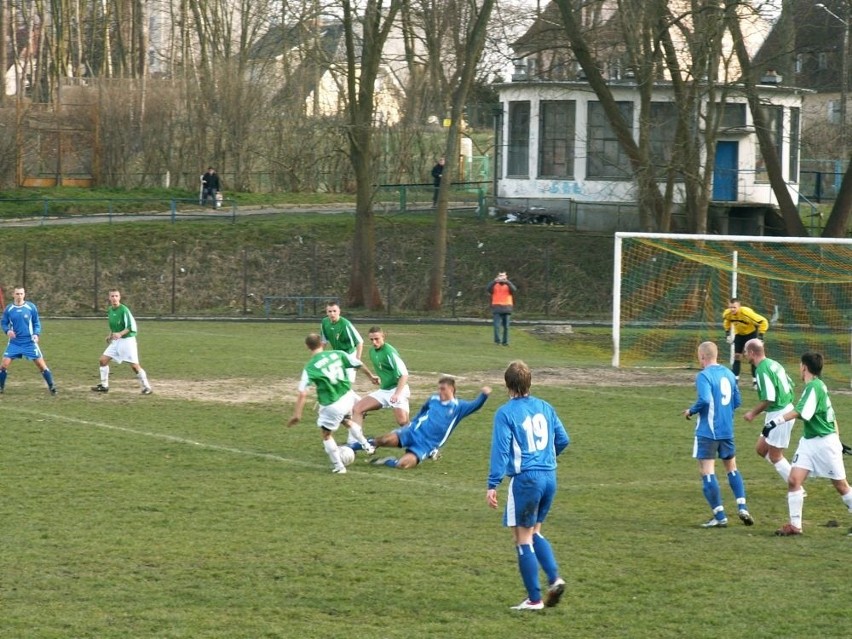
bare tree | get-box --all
[340,0,403,309]
[425,0,496,310]
[723,0,806,236]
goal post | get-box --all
[613,232,852,389]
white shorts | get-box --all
[103,336,140,365]
[368,385,411,413]
[791,432,847,480]
[763,404,795,449]
[317,390,358,431]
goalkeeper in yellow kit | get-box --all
[722,298,769,389]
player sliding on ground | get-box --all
[369,377,490,469]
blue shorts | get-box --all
[693,436,736,461]
[504,469,557,528]
[395,425,434,462]
[3,340,43,361]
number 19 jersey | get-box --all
[487,395,570,489]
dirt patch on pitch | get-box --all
[127,367,695,405]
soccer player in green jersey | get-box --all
[319,303,363,384]
[287,333,376,473]
[742,339,796,484]
[91,289,152,395]
[351,326,411,431]
[767,352,852,535]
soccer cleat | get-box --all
[141,387,153,395]
[701,517,728,528]
[91,384,109,393]
[331,465,347,474]
[49,386,58,396]
[369,456,397,466]
[752,379,759,390]
[511,599,544,611]
[737,509,754,526]
[775,523,802,536]
[362,442,375,455]
[544,578,566,608]
[427,448,442,461]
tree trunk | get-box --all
[822,154,852,236]
[724,0,807,236]
[426,0,495,310]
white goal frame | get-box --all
[612,232,852,385]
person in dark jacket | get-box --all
[201,167,221,208]
[431,157,445,206]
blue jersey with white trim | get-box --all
[688,364,741,440]
[2,301,41,344]
[487,395,569,489]
[406,391,489,450]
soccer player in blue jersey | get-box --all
[486,360,569,611]
[0,287,57,395]
[683,341,752,528]
[369,377,491,469]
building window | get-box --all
[715,102,747,130]
[795,54,803,74]
[755,105,783,183]
[828,99,841,124]
[649,102,678,177]
[538,100,575,178]
[789,107,800,183]
[507,101,530,177]
[587,101,633,179]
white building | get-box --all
[494,1,805,234]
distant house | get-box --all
[754,0,850,169]
[248,19,406,125]
[494,1,808,234]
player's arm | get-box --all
[31,304,42,338]
[390,373,409,402]
[287,389,309,427]
[684,378,710,419]
[743,399,770,422]
[358,363,379,384]
[458,387,492,418]
[486,415,512,507]
[389,354,409,400]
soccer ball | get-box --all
[338,445,356,466]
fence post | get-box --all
[170,200,177,222]
[398,185,407,213]
[477,187,485,217]
[42,198,49,225]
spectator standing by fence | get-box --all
[431,157,445,206]
[201,167,221,208]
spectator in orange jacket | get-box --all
[488,271,517,346]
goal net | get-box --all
[613,232,852,389]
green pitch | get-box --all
[2,321,850,638]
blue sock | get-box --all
[349,442,363,452]
[516,544,541,602]
[532,533,559,584]
[42,369,54,388]
[0,368,6,389]
[701,474,725,519]
[727,470,748,509]
[381,458,398,468]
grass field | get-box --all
[3,320,851,639]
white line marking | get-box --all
[13,407,481,492]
